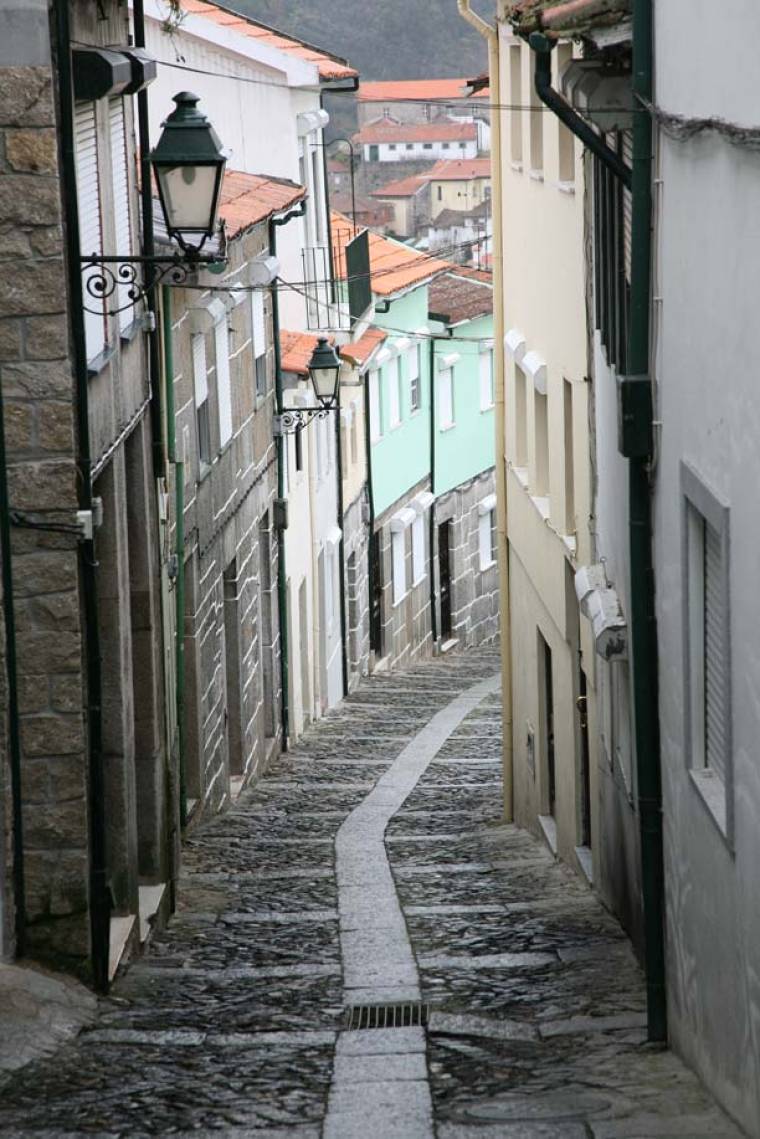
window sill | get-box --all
[480,403,495,414]
[389,420,403,432]
[689,768,732,849]
[119,316,143,344]
[538,813,557,855]
[529,169,545,183]
[561,533,577,558]
[439,421,456,433]
[510,160,523,173]
[512,465,529,490]
[557,180,576,196]
[479,558,496,573]
[198,460,212,483]
[530,493,550,522]
[412,573,426,588]
[392,591,408,608]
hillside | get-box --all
[219,0,490,82]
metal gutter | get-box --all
[428,337,438,646]
[53,0,110,991]
[269,199,308,748]
[529,33,632,189]
[456,0,513,820]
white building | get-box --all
[353,118,478,164]
[141,0,358,737]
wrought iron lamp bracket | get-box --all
[273,407,335,435]
[80,231,227,317]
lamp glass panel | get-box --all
[311,366,339,404]
[157,164,219,232]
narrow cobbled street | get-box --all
[0,646,741,1137]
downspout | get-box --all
[363,370,376,658]
[270,199,307,748]
[54,0,110,991]
[0,387,24,955]
[457,1,513,820]
[626,0,666,1044]
[527,13,666,1041]
[335,391,349,696]
[133,0,164,476]
[161,286,187,831]
[428,337,438,646]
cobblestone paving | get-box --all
[0,644,745,1137]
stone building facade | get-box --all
[434,469,499,648]
[375,479,435,670]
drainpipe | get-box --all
[363,370,376,659]
[269,199,308,747]
[456,1,513,820]
[527,9,666,1042]
[161,286,187,832]
[428,338,438,646]
[335,390,349,696]
[0,387,24,955]
[54,0,110,991]
[133,0,164,476]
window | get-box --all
[411,514,425,584]
[108,98,132,332]
[684,465,731,831]
[192,333,211,467]
[442,142,450,150]
[310,145,325,244]
[534,389,549,495]
[529,62,543,172]
[510,44,523,164]
[325,545,335,628]
[392,529,406,604]
[389,143,397,151]
[251,289,267,398]
[479,349,494,410]
[423,142,433,151]
[317,414,329,479]
[387,357,402,428]
[369,369,382,441]
[437,185,443,202]
[295,426,304,472]
[406,143,413,151]
[214,317,233,448]
[282,434,289,497]
[74,101,105,363]
[459,142,466,151]
[557,44,575,182]
[437,366,454,429]
[350,412,358,464]
[478,508,496,571]
[407,345,421,412]
[514,364,527,467]
[593,132,631,370]
[563,379,575,533]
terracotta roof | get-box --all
[176,0,358,81]
[466,73,491,97]
[431,201,490,227]
[339,328,388,368]
[280,330,336,376]
[369,175,429,200]
[510,0,631,38]
[218,171,306,237]
[353,120,477,145]
[331,210,449,298]
[356,78,472,103]
[428,270,493,325]
[426,158,491,181]
[331,192,393,227]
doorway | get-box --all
[538,631,556,818]
[370,530,383,657]
[438,520,453,640]
[578,666,592,848]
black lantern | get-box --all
[150,91,227,255]
[308,337,342,409]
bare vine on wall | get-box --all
[159,0,188,60]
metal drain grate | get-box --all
[345,1002,429,1031]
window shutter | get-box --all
[622,129,633,284]
[192,334,208,406]
[412,515,425,583]
[704,520,727,782]
[251,290,266,358]
[215,319,233,446]
[392,530,406,603]
[478,512,491,570]
[388,358,401,427]
[369,370,382,440]
[407,346,419,383]
[438,368,453,427]
[479,350,493,409]
[74,101,105,363]
[109,97,132,331]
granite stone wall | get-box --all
[435,469,500,649]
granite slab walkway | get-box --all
[0,643,745,1137]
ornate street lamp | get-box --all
[275,337,342,433]
[81,91,227,315]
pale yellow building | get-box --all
[426,157,491,219]
[498,29,599,879]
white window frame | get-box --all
[479,347,494,410]
[214,317,233,448]
[108,97,133,333]
[407,345,421,413]
[369,369,382,442]
[478,509,495,571]
[682,461,732,842]
[437,366,454,429]
[251,289,267,398]
[411,514,426,585]
[75,100,106,364]
[387,357,402,429]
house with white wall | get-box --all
[354,118,478,164]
